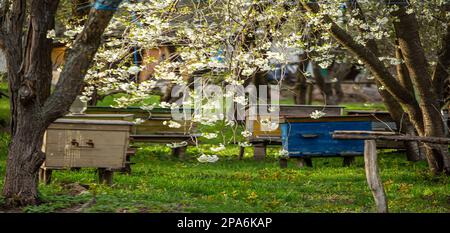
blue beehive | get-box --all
[280,116,373,157]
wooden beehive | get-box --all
[246,105,345,139]
[43,119,133,169]
[345,110,396,131]
[345,110,403,149]
[85,106,195,135]
[280,116,374,157]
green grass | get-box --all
[96,93,161,107]
[342,102,386,111]
[0,86,447,213]
[0,142,448,213]
[0,82,9,125]
[278,97,386,111]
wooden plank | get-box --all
[130,134,199,144]
[45,129,128,145]
[281,115,388,123]
[364,140,388,213]
[53,118,134,126]
[334,130,397,135]
[64,114,135,121]
[333,133,450,144]
[44,145,127,168]
[48,123,131,133]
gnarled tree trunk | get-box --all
[0,0,122,206]
[301,1,449,175]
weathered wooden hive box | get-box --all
[280,116,376,157]
[42,119,133,169]
[345,110,403,149]
[85,106,195,135]
[246,105,345,140]
[346,110,396,131]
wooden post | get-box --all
[295,157,313,168]
[172,146,187,160]
[121,154,132,174]
[238,146,245,160]
[342,156,355,167]
[39,168,52,185]
[98,168,113,186]
[253,143,266,161]
[279,158,288,168]
[364,140,388,213]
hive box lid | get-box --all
[64,113,134,120]
[86,106,194,113]
[65,113,134,118]
[52,118,135,126]
[246,104,345,117]
[280,115,392,123]
[248,104,344,108]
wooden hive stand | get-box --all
[332,130,450,213]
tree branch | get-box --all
[301,2,417,106]
[19,0,60,105]
[302,1,425,134]
[43,3,123,123]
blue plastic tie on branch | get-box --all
[94,0,123,11]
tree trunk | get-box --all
[345,1,423,162]
[161,82,175,103]
[3,122,46,206]
[1,1,122,206]
[302,1,449,175]
[392,4,450,174]
[293,56,313,105]
[294,60,309,105]
[312,63,336,105]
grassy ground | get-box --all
[96,93,160,107]
[0,144,448,213]
[0,82,448,212]
[0,82,9,125]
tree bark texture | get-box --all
[1,0,122,206]
[301,1,449,175]
[392,4,450,174]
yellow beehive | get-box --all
[246,105,345,139]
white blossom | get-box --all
[133,118,145,125]
[197,154,219,163]
[163,120,182,128]
[241,130,252,138]
[310,110,326,119]
[202,133,218,139]
[211,144,226,152]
